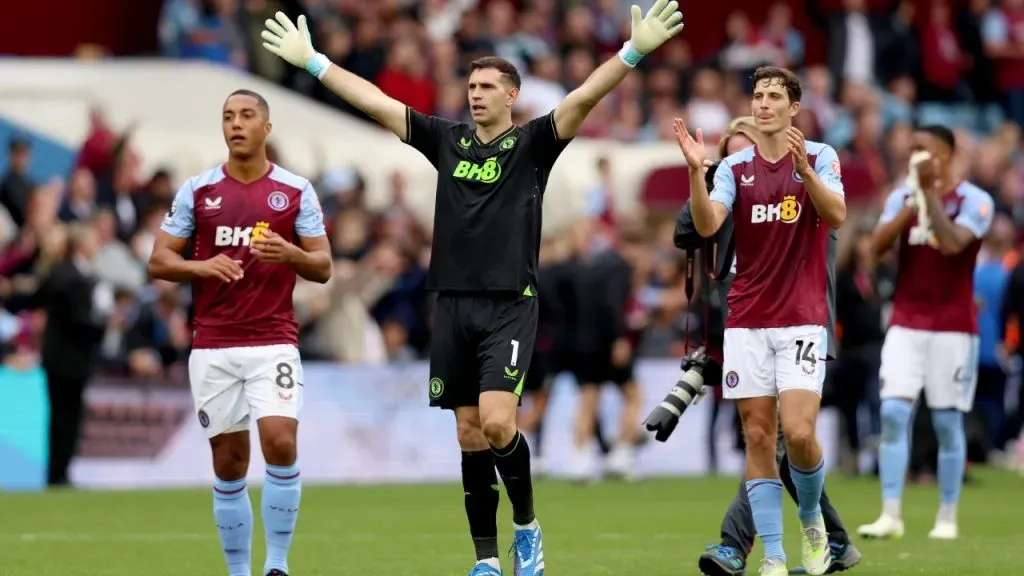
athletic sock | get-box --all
[932,409,965,524]
[213,477,253,576]
[788,459,825,525]
[263,463,302,574]
[462,450,500,560]
[491,431,536,526]
[879,399,913,519]
[746,479,785,563]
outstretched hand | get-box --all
[261,12,315,69]
[672,118,706,170]
[629,0,685,55]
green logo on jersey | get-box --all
[459,137,472,149]
[499,136,517,150]
[429,377,444,398]
[453,157,502,184]
[504,367,520,380]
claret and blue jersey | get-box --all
[160,163,326,348]
[708,140,844,337]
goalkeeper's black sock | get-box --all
[461,450,499,560]
[491,431,536,526]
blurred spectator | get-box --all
[39,222,113,486]
[973,214,1016,453]
[0,136,34,228]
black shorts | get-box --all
[522,348,551,395]
[570,352,635,387]
[428,292,539,410]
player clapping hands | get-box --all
[786,127,809,173]
[673,118,706,169]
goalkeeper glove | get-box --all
[261,12,332,80]
[619,0,685,68]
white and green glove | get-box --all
[261,12,332,79]
[619,0,685,68]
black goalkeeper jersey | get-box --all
[403,107,572,293]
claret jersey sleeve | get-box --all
[403,107,459,168]
[522,111,573,172]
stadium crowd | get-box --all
[2,0,1024,475]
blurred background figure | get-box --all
[39,222,112,487]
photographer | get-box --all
[644,117,861,576]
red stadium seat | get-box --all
[640,165,690,212]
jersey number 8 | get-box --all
[275,362,295,389]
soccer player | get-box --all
[684,118,861,576]
[260,3,683,575]
[857,125,994,541]
[677,66,847,576]
[148,89,331,576]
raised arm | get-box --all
[554,0,684,138]
[673,119,729,237]
[924,185,994,256]
[261,13,408,139]
[871,188,915,258]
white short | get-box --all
[879,326,979,411]
[721,325,828,399]
[188,344,304,438]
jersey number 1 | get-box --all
[510,339,520,367]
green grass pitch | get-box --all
[1,468,1021,575]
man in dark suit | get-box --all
[39,222,112,486]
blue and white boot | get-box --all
[511,521,544,576]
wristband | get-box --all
[618,41,644,68]
[305,52,331,80]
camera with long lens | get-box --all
[643,346,723,442]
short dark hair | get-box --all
[468,57,522,89]
[916,124,956,152]
[751,66,802,103]
[226,89,270,118]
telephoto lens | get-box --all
[643,347,722,442]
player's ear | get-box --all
[265,121,272,136]
[507,86,519,107]
[789,99,800,118]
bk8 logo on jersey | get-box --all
[214,221,271,247]
[452,157,502,184]
[751,195,801,224]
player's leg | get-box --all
[570,374,602,481]
[190,349,254,576]
[923,332,980,540]
[858,326,926,539]
[780,448,862,575]
[478,296,542,576]
[566,351,602,481]
[517,350,551,476]
[698,479,753,576]
[245,345,305,576]
[607,367,642,480]
[776,325,831,575]
[432,295,502,576]
[722,328,787,574]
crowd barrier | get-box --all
[0,361,840,491]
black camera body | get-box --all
[643,346,724,442]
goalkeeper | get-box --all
[672,118,862,576]
[262,3,683,576]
